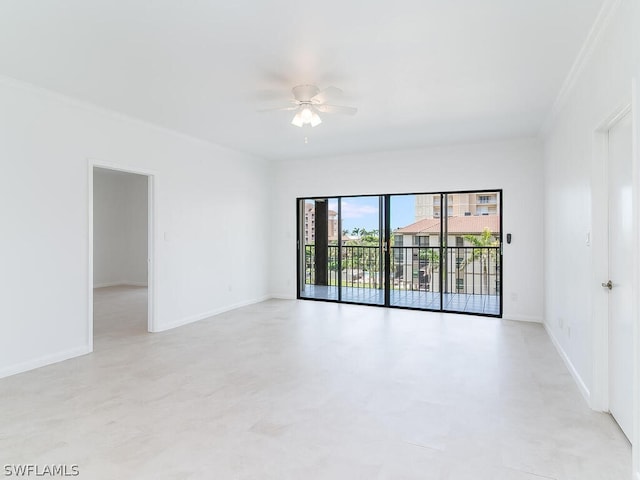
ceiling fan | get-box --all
[260,84,357,127]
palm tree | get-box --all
[463,228,499,294]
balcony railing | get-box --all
[304,244,500,296]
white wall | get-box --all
[0,77,271,378]
[542,0,635,407]
[93,168,148,287]
[543,2,640,476]
[270,138,544,323]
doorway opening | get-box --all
[89,165,154,349]
[297,190,502,317]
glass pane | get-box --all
[339,196,384,305]
[442,191,501,315]
[389,193,441,310]
[299,198,340,301]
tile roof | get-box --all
[395,215,500,235]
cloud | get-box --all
[340,201,379,219]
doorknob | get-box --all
[601,280,612,290]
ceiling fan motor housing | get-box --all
[292,84,320,102]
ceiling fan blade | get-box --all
[311,86,343,104]
[315,104,357,115]
[257,106,298,113]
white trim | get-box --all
[591,126,610,413]
[147,174,156,332]
[87,164,95,352]
[590,104,634,414]
[153,296,272,333]
[544,323,591,405]
[91,160,160,179]
[598,105,634,132]
[631,77,639,477]
[89,160,157,336]
[540,0,623,136]
[502,314,543,324]
[0,346,92,379]
[621,102,637,446]
[270,293,297,300]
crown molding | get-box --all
[539,0,623,137]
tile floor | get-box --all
[0,286,631,479]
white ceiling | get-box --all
[0,0,604,160]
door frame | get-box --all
[295,189,503,317]
[633,75,640,480]
[87,159,157,351]
[591,103,634,416]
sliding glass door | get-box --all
[389,193,442,310]
[297,190,502,317]
[299,198,339,301]
[440,192,501,315]
[299,196,386,306]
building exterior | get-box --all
[304,202,338,244]
[393,215,501,294]
[415,192,500,220]
[394,215,500,246]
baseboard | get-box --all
[0,345,92,379]
[503,314,543,323]
[153,295,272,332]
[544,322,591,405]
[269,293,297,300]
[93,281,148,288]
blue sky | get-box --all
[321,195,416,233]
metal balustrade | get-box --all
[302,244,500,315]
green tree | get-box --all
[342,226,381,287]
[419,247,439,291]
[463,228,499,293]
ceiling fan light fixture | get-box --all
[291,111,304,127]
[310,111,322,127]
[300,107,313,124]
[264,84,355,128]
[291,106,322,127]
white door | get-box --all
[607,111,633,443]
